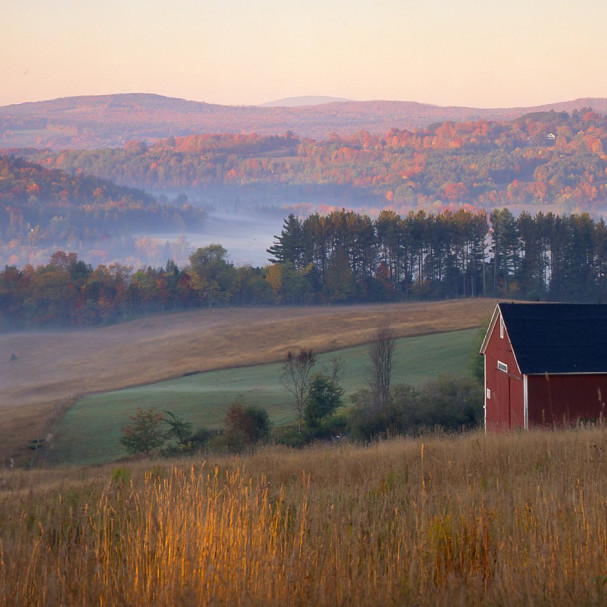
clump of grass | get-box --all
[1,428,607,605]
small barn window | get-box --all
[499,316,504,339]
[497,361,508,373]
[486,388,491,399]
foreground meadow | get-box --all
[1,428,606,606]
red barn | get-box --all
[480,302,607,430]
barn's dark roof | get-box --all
[499,303,607,374]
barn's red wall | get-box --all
[527,375,607,426]
[484,315,525,430]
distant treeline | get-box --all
[3,208,607,329]
[14,108,607,212]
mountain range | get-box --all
[259,95,353,107]
[1,93,607,149]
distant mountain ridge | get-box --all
[1,93,607,149]
[259,96,353,107]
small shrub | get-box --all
[271,424,311,448]
[303,372,344,429]
[224,399,270,451]
[163,410,193,446]
[191,427,219,446]
[120,407,166,456]
[418,374,483,430]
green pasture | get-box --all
[49,328,480,464]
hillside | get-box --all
[2,93,607,148]
[51,329,478,465]
[0,154,205,266]
[0,299,496,463]
[15,109,607,215]
[259,95,353,107]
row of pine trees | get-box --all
[267,208,607,303]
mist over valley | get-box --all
[4,98,607,270]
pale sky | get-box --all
[3,0,607,108]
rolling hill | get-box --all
[2,93,607,149]
[0,299,495,463]
[259,95,353,107]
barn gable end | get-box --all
[480,304,525,430]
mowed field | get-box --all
[51,328,479,464]
[0,299,496,463]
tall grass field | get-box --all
[49,328,478,464]
[1,428,606,606]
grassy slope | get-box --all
[50,328,479,464]
[0,299,496,462]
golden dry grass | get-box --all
[1,427,606,606]
[0,299,496,462]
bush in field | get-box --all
[348,374,483,440]
[348,384,418,440]
[418,374,483,430]
[223,399,270,451]
[303,372,344,429]
[120,407,166,455]
[190,427,220,447]
[273,416,348,447]
[163,410,193,447]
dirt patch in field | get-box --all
[0,299,496,462]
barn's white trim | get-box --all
[483,353,487,433]
[526,371,607,376]
[523,374,529,430]
[479,304,500,354]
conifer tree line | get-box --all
[3,208,607,329]
[267,208,607,304]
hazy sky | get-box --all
[3,0,606,108]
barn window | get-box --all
[499,316,504,339]
[486,388,491,399]
[497,361,508,373]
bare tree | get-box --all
[327,356,344,385]
[281,348,317,431]
[368,323,396,409]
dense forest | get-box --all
[3,208,607,329]
[0,155,205,266]
[12,108,607,212]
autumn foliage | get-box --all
[14,108,607,212]
[0,154,205,265]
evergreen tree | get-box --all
[267,214,305,268]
